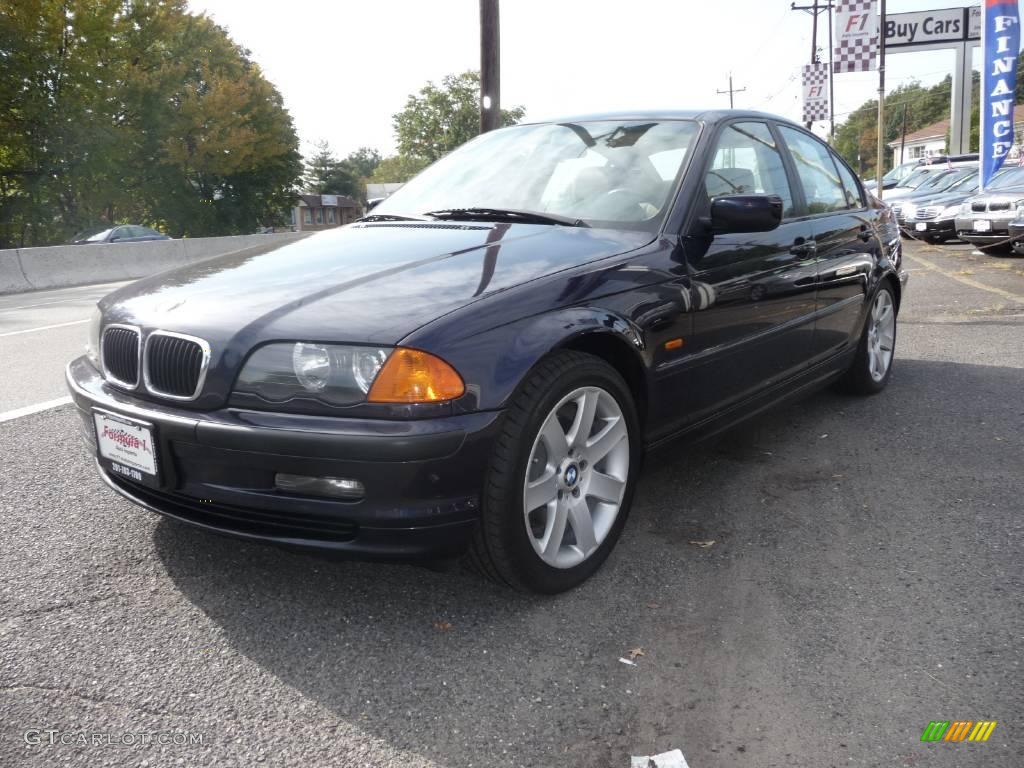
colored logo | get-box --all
[921,721,997,742]
[564,465,579,486]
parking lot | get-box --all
[1,239,1021,767]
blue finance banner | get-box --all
[981,0,1021,189]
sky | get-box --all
[186,1,1019,160]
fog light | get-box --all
[275,473,365,500]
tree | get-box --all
[833,52,1024,177]
[0,0,302,246]
[345,147,382,179]
[392,71,525,165]
[304,140,361,198]
[369,154,430,183]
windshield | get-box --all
[899,168,941,189]
[944,171,979,192]
[371,120,700,230]
[883,161,919,183]
[917,171,956,191]
[989,166,1024,189]
[84,228,115,242]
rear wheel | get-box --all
[468,351,639,593]
[836,284,897,395]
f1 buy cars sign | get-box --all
[885,6,982,48]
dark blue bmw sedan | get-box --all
[67,111,907,592]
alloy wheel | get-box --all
[523,386,630,569]
[867,290,895,382]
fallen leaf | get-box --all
[432,620,454,632]
[618,657,637,667]
[645,602,660,610]
[628,647,645,660]
[688,540,715,548]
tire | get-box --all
[836,284,897,395]
[467,350,640,593]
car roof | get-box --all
[525,109,803,129]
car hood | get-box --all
[961,184,1024,208]
[903,189,976,209]
[101,222,651,346]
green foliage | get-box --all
[834,53,1024,177]
[0,0,302,247]
[304,142,382,201]
[392,71,525,164]
[345,146,382,179]
[369,154,430,183]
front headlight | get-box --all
[85,307,102,367]
[1016,205,1024,219]
[939,204,963,218]
[233,343,464,407]
[959,202,972,215]
[902,202,916,217]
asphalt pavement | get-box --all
[0,241,1021,767]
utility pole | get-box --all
[875,0,887,198]
[717,73,746,109]
[827,0,835,139]
[791,1,835,131]
[479,0,501,134]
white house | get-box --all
[889,106,1024,165]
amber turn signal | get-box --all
[367,348,465,403]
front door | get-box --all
[669,121,818,426]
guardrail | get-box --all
[0,232,311,295]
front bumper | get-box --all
[898,217,956,239]
[955,212,1015,244]
[67,356,501,559]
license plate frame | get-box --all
[973,219,992,232]
[93,409,161,488]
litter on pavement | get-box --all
[630,748,690,767]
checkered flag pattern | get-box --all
[802,64,830,123]
[833,0,878,73]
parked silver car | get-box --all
[953,167,1024,247]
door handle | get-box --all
[790,238,817,257]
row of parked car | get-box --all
[865,155,1024,255]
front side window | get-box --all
[778,126,848,214]
[371,120,700,231]
[705,121,796,217]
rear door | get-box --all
[674,120,818,424]
[776,125,877,360]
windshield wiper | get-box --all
[423,207,589,227]
[357,213,430,223]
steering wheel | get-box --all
[590,187,649,221]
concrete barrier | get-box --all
[0,249,33,295]
[0,232,310,295]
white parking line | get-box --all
[0,319,89,338]
[0,396,73,423]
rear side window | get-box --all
[706,121,796,217]
[832,154,865,209]
[778,126,848,214]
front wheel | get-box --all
[836,284,897,395]
[468,351,640,593]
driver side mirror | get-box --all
[709,194,783,234]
